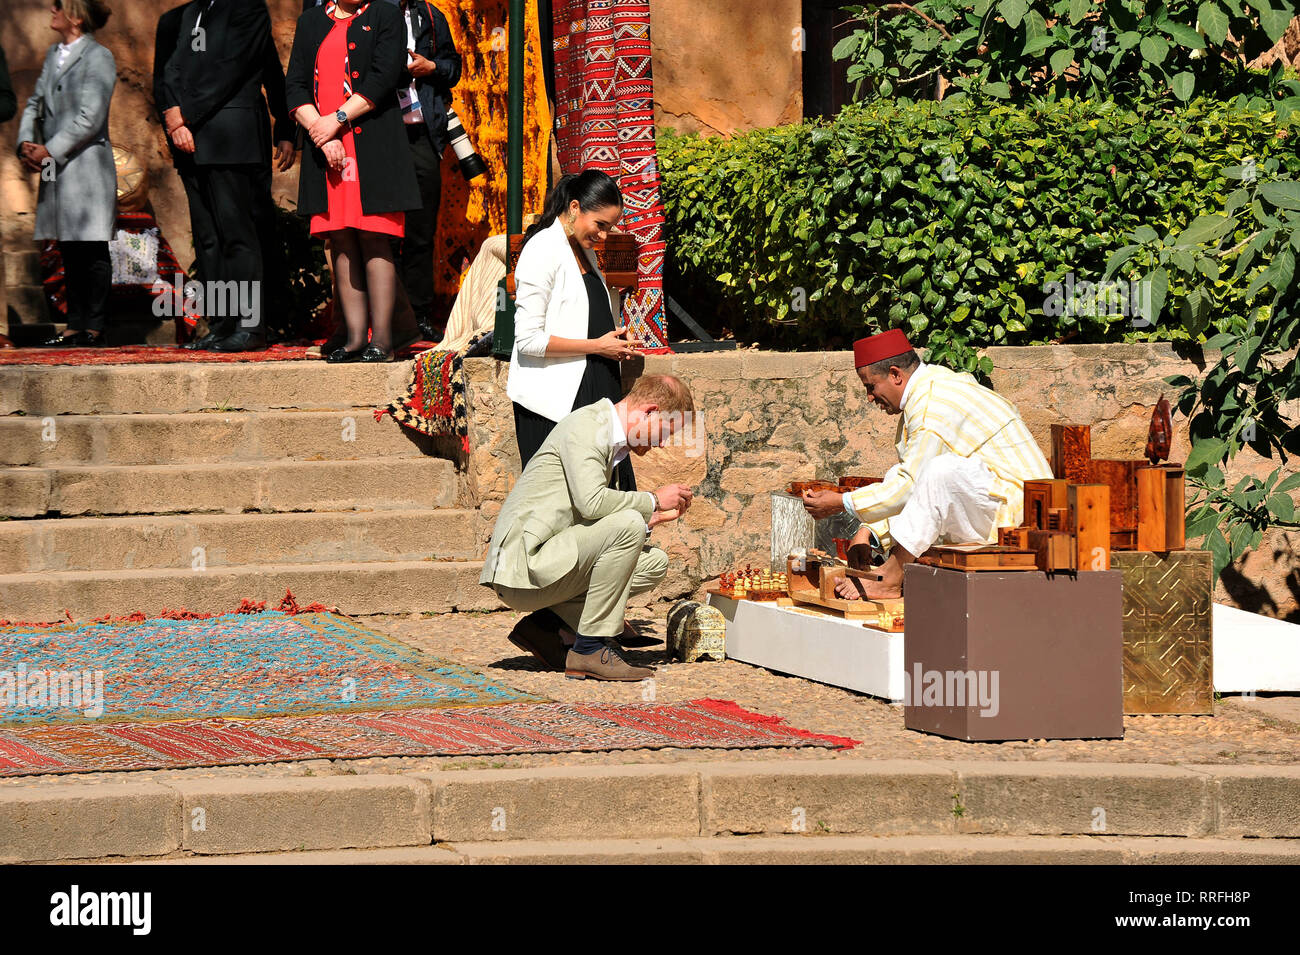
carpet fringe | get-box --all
[692,698,861,750]
[0,589,333,628]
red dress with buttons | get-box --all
[309,17,405,238]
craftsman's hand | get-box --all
[408,51,437,78]
[653,484,693,514]
[591,325,644,361]
[322,140,347,172]
[274,140,297,172]
[169,125,196,154]
[163,106,185,134]
[308,113,342,148]
[802,488,844,520]
[648,507,680,530]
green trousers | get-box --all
[493,509,668,637]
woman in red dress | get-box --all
[287,0,417,363]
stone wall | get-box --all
[463,344,1300,620]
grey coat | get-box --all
[17,36,118,242]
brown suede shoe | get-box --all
[564,646,655,682]
[506,611,569,671]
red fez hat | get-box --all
[853,329,912,369]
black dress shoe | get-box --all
[211,331,268,353]
[359,344,393,363]
[326,344,367,363]
[183,331,224,351]
[41,330,104,347]
[418,322,443,344]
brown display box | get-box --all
[903,564,1124,741]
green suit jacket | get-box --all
[480,401,655,591]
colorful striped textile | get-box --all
[551,0,668,351]
[0,699,857,776]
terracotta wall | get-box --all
[463,344,1300,621]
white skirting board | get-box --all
[1213,603,1300,693]
[707,593,905,701]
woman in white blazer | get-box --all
[509,169,642,490]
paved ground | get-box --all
[363,605,1300,768]
[3,603,1296,792]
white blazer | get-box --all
[508,217,622,423]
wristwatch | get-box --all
[334,108,348,125]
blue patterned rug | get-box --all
[0,611,544,727]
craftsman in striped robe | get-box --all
[802,329,1052,599]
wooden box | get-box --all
[903,564,1124,740]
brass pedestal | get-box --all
[1112,550,1213,715]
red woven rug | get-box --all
[0,699,857,776]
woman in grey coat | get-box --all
[17,0,117,347]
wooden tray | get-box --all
[917,544,1038,572]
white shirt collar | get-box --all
[606,399,630,464]
[899,361,927,411]
[58,34,86,55]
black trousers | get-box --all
[398,122,442,326]
[190,163,264,336]
[513,401,637,492]
[59,241,111,333]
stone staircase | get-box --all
[0,360,499,621]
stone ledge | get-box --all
[3,759,1298,861]
[114,834,1300,865]
[165,776,432,856]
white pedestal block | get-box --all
[1213,603,1300,693]
[707,593,905,701]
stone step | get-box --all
[125,834,1300,865]
[0,558,498,622]
[0,360,414,415]
[0,410,434,466]
[0,508,486,574]
[3,761,1298,863]
[1,457,456,518]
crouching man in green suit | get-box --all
[480,375,696,681]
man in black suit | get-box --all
[160,0,293,351]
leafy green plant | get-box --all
[1109,167,1300,577]
[834,0,1300,113]
[659,96,1300,375]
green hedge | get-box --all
[658,96,1300,372]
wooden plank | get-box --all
[1051,424,1092,482]
[1070,483,1110,571]
[1137,467,1168,552]
[1163,466,1186,550]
